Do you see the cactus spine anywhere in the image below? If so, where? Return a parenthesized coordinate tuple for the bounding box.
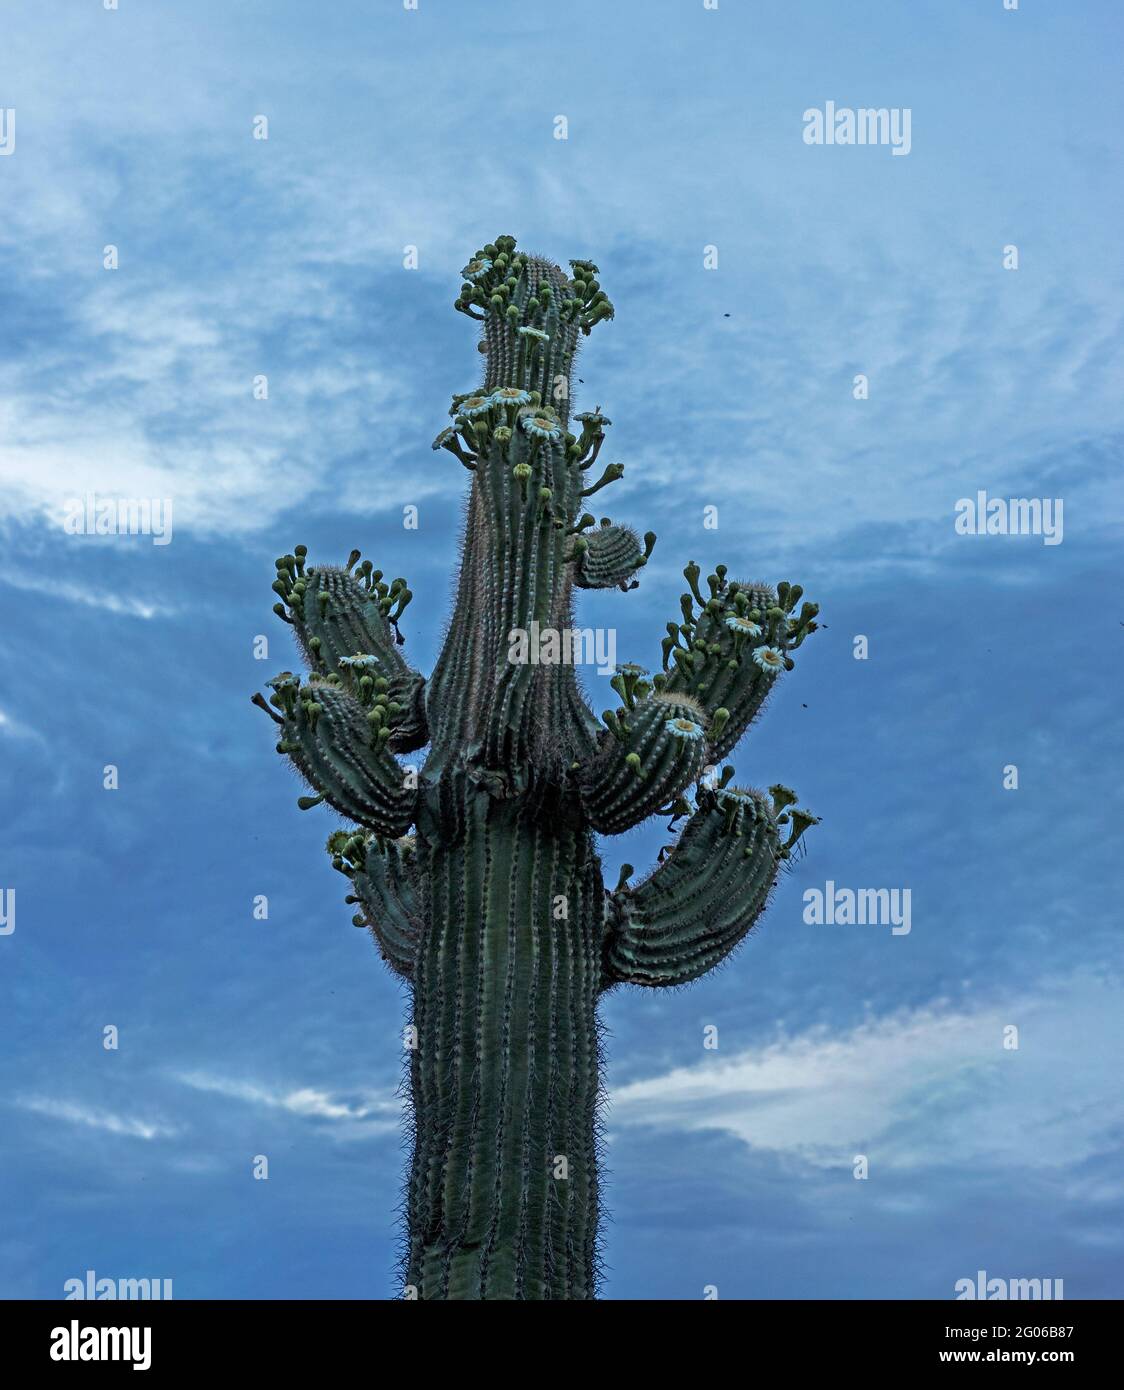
(255, 237, 820, 1299)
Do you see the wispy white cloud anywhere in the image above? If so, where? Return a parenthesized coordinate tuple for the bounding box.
(1, 570, 174, 620)
(2, 0, 1117, 568)
(0, 706, 42, 740)
(610, 972, 1124, 1176)
(0, 266, 428, 536)
(174, 1070, 399, 1131)
(17, 1096, 177, 1142)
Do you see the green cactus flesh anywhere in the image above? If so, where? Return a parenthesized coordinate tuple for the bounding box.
(254, 235, 820, 1300)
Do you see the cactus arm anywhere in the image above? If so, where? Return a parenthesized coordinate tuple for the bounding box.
(258, 672, 417, 838)
(579, 562, 820, 831)
(578, 689, 713, 835)
(328, 831, 421, 980)
(662, 565, 819, 763)
(571, 521, 656, 591)
(272, 547, 428, 753)
(601, 784, 818, 989)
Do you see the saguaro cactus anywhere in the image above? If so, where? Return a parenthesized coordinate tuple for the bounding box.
(254, 236, 820, 1300)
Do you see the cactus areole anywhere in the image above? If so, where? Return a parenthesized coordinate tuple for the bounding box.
(254, 236, 820, 1300)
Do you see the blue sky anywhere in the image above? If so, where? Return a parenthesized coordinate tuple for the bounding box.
(1, 0, 1122, 1300)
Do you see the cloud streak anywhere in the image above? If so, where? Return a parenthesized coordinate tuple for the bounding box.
(16, 1097, 178, 1142)
(610, 972, 1123, 1178)
(174, 1071, 399, 1130)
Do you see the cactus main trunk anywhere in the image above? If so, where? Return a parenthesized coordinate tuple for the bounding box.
(407, 781, 602, 1300)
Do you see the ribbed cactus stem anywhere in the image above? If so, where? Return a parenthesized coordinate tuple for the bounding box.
(255, 235, 821, 1300)
(406, 788, 601, 1299)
